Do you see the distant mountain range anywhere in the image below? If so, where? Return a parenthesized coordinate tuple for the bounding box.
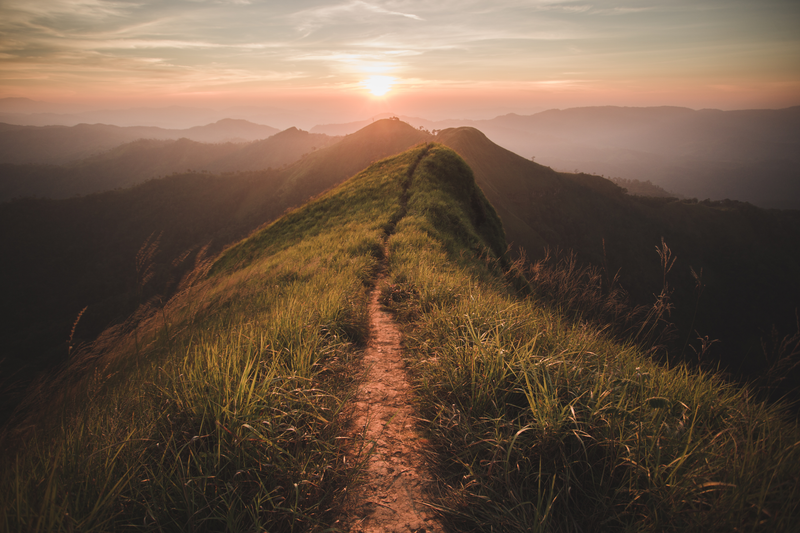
(0, 98, 343, 130)
(0, 119, 281, 166)
(315, 106, 800, 209)
(3, 101, 799, 207)
(0, 126, 338, 201)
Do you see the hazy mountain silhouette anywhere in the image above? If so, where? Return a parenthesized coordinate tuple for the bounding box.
(437, 126, 800, 385)
(468, 106, 800, 209)
(0, 127, 339, 202)
(0, 119, 280, 165)
(0, 104, 228, 129)
(315, 106, 800, 209)
(0, 99, 350, 130)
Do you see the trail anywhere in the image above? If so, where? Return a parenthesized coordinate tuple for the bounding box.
(338, 263, 443, 532)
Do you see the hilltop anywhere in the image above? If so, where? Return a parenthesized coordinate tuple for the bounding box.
(2, 142, 798, 532)
(316, 106, 800, 209)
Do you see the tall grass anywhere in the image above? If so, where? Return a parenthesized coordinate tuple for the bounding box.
(383, 156, 800, 531)
(5, 141, 799, 532)
(0, 147, 426, 532)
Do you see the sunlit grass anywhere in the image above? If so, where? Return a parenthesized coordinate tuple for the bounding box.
(0, 146, 429, 532)
(383, 163, 800, 531)
(3, 141, 799, 532)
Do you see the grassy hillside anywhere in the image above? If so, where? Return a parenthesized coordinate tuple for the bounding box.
(0, 119, 432, 423)
(384, 174, 800, 531)
(4, 118, 798, 426)
(0, 142, 485, 531)
(438, 126, 800, 394)
(4, 118, 797, 420)
(3, 142, 798, 532)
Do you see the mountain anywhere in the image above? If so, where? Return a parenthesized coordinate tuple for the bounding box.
(0, 102, 356, 131)
(0, 119, 431, 417)
(2, 142, 798, 532)
(204, 127, 339, 173)
(437, 126, 800, 385)
(169, 118, 281, 143)
(310, 117, 377, 136)
(315, 106, 800, 209)
(0, 127, 339, 202)
(273, 118, 430, 207)
(0, 119, 281, 165)
(0, 105, 226, 129)
(0, 119, 427, 203)
(473, 106, 800, 209)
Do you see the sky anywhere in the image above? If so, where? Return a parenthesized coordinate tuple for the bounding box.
(1, 0, 799, 121)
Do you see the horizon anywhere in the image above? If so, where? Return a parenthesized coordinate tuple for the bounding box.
(2, 96, 799, 132)
(1, 0, 799, 125)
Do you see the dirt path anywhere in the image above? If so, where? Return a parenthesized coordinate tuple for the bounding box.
(337, 269, 443, 532)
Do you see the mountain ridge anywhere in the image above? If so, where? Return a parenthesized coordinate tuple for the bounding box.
(2, 141, 798, 531)
(1, 118, 798, 422)
(314, 106, 800, 208)
(0, 119, 281, 165)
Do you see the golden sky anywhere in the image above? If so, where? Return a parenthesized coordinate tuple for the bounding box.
(1, 0, 799, 117)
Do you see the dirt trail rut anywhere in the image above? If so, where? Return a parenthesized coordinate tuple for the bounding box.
(338, 270, 443, 533)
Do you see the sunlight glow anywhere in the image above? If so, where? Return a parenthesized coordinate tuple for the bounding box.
(362, 76, 395, 96)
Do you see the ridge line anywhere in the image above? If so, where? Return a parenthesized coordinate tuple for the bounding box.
(389, 142, 432, 235)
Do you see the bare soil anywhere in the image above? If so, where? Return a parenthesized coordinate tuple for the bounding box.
(337, 271, 443, 532)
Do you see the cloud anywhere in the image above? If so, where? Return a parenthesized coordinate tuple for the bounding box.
(0, 0, 798, 105)
(291, 0, 423, 35)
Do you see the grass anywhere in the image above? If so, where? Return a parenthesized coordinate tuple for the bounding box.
(382, 150, 800, 532)
(3, 141, 799, 532)
(0, 145, 429, 532)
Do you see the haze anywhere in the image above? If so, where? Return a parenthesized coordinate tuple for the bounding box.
(1, 0, 799, 127)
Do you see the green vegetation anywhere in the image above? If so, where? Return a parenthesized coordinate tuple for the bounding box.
(0, 119, 428, 422)
(0, 145, 420, 531)
(2, 137, 799, 532)
(382, 149, 800, 531)
(438, 126, 800, 398)
(609, 176, 679, 198)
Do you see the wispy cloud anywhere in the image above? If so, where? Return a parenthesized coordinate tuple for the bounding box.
(0, 0, 798, 106)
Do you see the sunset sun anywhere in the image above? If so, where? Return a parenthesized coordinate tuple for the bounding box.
(362, 76, 395, 96)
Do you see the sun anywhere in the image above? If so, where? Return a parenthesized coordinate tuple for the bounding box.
(362, 76, 395, 96)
